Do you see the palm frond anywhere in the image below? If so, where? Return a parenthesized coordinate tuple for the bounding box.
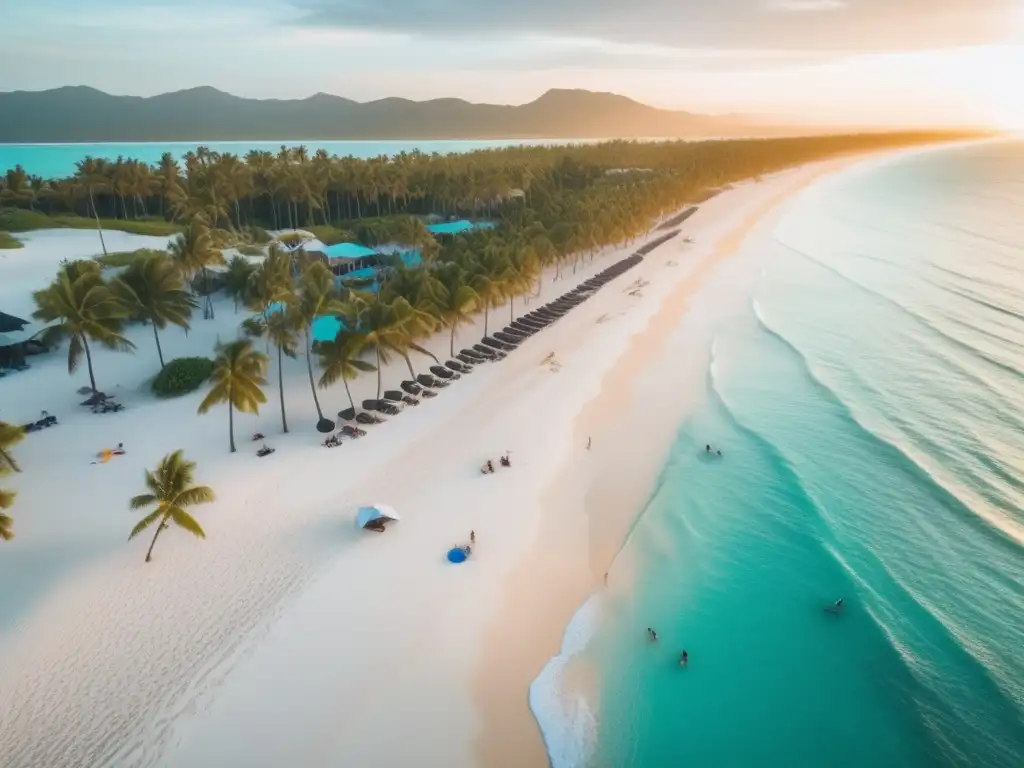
(174, 486, 216, 507)
(128, 509, 163, 539)
(129, 493, 158, 510)
(170, 509, 206, 539)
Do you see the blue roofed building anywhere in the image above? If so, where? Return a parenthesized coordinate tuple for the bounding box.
(426, 220, 496, 238)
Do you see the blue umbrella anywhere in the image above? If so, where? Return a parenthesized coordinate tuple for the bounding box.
(447, 547, 467, 564)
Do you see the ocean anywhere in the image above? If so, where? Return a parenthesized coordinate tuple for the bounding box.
(0, 139, 586, 178)
(535, 140, 1024, 768)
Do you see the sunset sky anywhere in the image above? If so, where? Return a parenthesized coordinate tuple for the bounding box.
(3, 0, 1024, 127)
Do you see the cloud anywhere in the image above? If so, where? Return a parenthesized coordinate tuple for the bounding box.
(767, 0, 847, 11)
(287, 0, 1017, 51)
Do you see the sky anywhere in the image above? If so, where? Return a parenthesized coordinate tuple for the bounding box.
(2, 0, 1024, 127)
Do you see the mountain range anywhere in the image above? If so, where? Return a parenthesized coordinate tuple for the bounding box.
(0, 86, 775, 143)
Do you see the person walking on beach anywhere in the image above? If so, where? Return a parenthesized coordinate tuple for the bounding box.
(470, 530, 476, 545)
(587, 437, 592, 450)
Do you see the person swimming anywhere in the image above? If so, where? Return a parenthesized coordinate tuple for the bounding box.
(647, 627, 658, 642)
(825, 597, 844, 613)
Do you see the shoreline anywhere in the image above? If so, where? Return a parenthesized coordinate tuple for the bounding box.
(472, 150, 907, 768)
(0, 146, 942, 768)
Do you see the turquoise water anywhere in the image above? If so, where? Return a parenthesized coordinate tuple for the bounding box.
(573, 142, 1024, 767)
(0, 139, 585, 179)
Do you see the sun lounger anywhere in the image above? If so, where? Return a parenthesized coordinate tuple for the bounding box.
(400, 380, 423, 395)
(430, 365, 455, 379)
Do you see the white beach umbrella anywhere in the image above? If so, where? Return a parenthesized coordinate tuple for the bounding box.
(354, 504, 400, 530)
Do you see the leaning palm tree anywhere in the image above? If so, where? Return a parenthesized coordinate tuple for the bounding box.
(111, 253, 197, 369)
(0, 421, 22, 543)
(198, 339, 269, 453)
(168, 219, 224, 319)
(223, 254, 256, 313)
(244, 253, 299, 433)
(32, 260, 135, 392)
(0, 421, 24, 476)
(129, 450, 214, 562)
(355, 296, 432, 397)
(295, 262, 344, 430)
(436, 264, 479, 357)
(264, 308, 300, 433)
(317, 329, 375, 415)
(74, 156, 110, 257)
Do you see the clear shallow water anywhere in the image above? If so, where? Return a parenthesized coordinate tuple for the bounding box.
(547, 141, 1024, 768)
(0, 138, 586, 178)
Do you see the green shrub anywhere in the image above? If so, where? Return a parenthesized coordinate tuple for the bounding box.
(0, 231, 23, 249)
(0, 208, 182, 236)
(152, 356, 215, 397)
(97, 248, 165, 268)
(0, 208, 52, 232)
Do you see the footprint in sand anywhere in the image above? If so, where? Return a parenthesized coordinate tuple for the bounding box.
(540, 352, 562, 372)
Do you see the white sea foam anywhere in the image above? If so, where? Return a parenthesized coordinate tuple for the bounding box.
(529, 594, 602, 768)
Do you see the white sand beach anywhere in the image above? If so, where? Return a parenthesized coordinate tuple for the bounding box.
(0, 152, 896, 768)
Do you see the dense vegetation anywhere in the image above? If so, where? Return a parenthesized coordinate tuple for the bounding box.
(0, 232, 21, 249)
(0, 207, 181, 236)
(152, 357, 215, 397)
(8, 131, 969, 542)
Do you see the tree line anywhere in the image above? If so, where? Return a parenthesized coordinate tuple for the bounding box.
(1, 130, 965, 549)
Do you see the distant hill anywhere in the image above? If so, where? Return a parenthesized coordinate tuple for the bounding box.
(0, 86, 768, 143)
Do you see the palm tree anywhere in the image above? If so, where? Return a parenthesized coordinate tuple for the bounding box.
(32, 260, 135, 392)
(129, 450, 214, 562)
(354, 295, 434, 397)
(74, 157, 110, 257)
(111, 253, 197, 369)
(264, 308, 299, 433)
(0, 488, 14, 542)
(436, 264, 479, 357)
(317, 330, 376, 414)
(0, 421, 24, 475)
(222, 255, 256, 313)
(295, 262, 344, 429)
(244, 249, 298, 433)
(0, 421, 24, 543)
(198, 339, 269, 453)
(168, 219, 224, 319)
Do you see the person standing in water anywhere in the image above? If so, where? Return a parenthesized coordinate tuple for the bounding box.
(680, 650, 688, 667)
(647, 627, 658, 642)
